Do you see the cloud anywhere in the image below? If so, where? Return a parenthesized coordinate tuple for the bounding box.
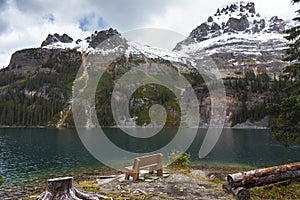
(14, 0, 45, 13)
(0, 18, 9, 34)
(0, 0, 298, 68)
(43, 13, 55, 24)
(0, 0, 8, 12)
(79, 13, 106, 32)
(86, 0, 183, 31)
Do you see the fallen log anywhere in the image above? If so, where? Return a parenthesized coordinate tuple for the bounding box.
(37, 177, 111, 200)
(232, 187, 250, 200)
(227, 162, 300, 189)
(223, 184, 250, 200)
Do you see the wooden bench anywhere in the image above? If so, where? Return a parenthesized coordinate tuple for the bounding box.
(125, 153, 163, 181)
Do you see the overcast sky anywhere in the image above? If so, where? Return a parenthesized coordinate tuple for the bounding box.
(0, 0, 298, 67)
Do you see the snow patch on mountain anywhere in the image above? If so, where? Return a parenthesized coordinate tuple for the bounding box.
(126, 42, 188, 64)
(178, 32, 287, 55)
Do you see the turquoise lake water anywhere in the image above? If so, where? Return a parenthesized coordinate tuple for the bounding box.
(0, 128, 299, 198)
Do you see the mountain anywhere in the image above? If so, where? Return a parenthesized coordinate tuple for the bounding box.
(0, 1, 291, 128)
(173, 1, 291, 127)
(174, 1, 291, 78)
(1, 28, 202, 128)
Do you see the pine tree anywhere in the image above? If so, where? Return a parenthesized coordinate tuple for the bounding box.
(267, 0, 300, 146)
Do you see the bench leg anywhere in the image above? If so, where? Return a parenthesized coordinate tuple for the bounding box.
(132, 173, 139, 181)
(125, 172, 139, 181)
(157, 169, 163, 176)
(149, 166, 155, 174)
(125, 173, 130, 180)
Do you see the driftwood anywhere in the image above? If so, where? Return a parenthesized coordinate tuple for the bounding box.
(223, 162, 300, 200)
(37, 177, 111, 200)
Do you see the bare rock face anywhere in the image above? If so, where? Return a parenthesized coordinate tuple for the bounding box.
(87, 28, 120, 48)
(41, 33, 73, 47)
(225, 15, 250, 32)
(268, 16, 286, 33)
(252, 19, 266, 33)
(189, 22, 222, 42)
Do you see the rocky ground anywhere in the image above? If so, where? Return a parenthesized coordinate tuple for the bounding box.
(96, 169, 233, 200)
(71, 164, 246, 200)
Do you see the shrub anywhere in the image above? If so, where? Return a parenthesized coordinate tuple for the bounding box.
(167, 151, 190, 170)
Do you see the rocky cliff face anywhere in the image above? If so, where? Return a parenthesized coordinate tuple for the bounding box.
(7, 48, 80, 75)
(174, 1, 290, 78)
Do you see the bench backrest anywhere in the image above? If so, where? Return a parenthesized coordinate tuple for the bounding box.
(132, 153, 163, 172)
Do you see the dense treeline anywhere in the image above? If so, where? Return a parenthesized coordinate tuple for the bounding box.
(225, 70, 287, 126)
(0, 48, 81, 127)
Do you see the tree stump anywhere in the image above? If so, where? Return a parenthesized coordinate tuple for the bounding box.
(37, 177, 111, 200)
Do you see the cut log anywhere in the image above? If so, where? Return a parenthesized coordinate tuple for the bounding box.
(37, 177, 111, 200)
(222, 184, 250, 200)
(231, 187, 250, 200)
(227, 162, 300, 189)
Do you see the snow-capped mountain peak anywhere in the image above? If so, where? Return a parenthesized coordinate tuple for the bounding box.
(213, 1, 258, 25)
(41, 28, 122, 53)
(173, 1, 291, 78)
(174, 1, 288, 52)
(41, 33, 73, 47)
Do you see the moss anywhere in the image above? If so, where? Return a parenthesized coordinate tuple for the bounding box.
(74, 180, 103, 193)
(250, 180, 300, 199)
(208, 177, 226, 185)
(0, 175, 4, 185)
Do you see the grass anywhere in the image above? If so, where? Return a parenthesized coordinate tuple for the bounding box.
(74, 180, 103, 193)
(250, 180, 300, 199)
(209, 177, 226, 184)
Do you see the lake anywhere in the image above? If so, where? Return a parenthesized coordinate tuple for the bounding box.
(0, 128, 300, 198)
